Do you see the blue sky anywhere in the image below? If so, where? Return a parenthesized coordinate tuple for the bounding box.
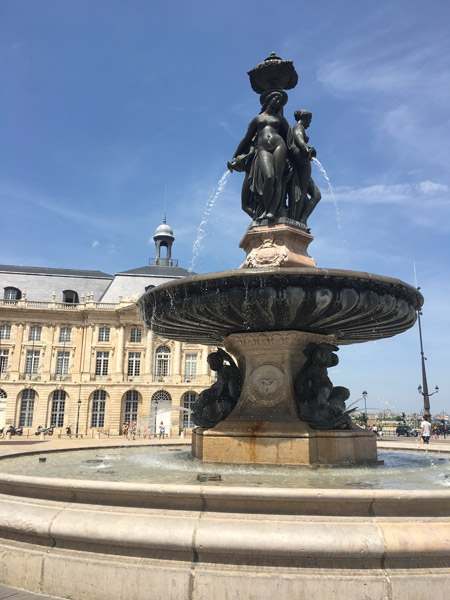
(1, 0, 449, 415)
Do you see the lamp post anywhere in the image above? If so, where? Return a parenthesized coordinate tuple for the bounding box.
(153, 398, 159, 438)
(362, 390, 368, 424)
(75, 390, 82, 438)
(416, 299, 438, 420)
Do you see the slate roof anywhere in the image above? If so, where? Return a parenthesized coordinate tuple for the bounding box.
(0, 265, 114, 279)
(117, 265, 193, 277)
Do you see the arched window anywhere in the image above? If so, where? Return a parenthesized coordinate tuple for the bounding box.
(51, 390, 66, 427)
(91, 390, 107, 428)
(124, 390, 139, 423)
(182, 391, 197, 429)
(155, 346, 171, 380)
(19, 389, 35, 427)
(4, 287, 21, 301)
(150, 390, 172, 435)
(62, 290, 79, 304)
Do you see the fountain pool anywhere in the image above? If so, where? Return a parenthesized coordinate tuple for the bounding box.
(1, 445, 450, 490)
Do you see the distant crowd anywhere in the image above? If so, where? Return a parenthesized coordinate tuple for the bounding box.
(121, 421, 166, 440)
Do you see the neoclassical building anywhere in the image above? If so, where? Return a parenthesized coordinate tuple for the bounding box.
(0, 219, 215, 436)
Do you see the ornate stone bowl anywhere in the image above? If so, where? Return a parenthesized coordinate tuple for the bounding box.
(138, 267, 423, 345)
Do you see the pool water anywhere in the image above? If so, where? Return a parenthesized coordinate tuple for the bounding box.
(1, 446, 449, 490)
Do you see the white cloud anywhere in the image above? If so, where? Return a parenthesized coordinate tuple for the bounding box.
(319, 181, 450, 207)
(92, 240, 100, 248)
(418, 181, 449, 194)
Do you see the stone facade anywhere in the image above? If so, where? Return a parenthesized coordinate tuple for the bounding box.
(0, 220, 215, 436)
(0, 296, 215, 436)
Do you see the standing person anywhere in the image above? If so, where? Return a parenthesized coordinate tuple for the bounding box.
(142, 425, 148, 440)
(421, 417, 432, 445)
(159, 421, 165, 439)
(122, 422, 129, 440)
(130, 421, 137, 441)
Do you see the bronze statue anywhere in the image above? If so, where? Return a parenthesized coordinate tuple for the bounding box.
(229, 90, 290, 222)
(191, 348, 242, 429)
(228, 54, 323, 229)
(294, 342, 353, 430)
(287, 110, 321, 225)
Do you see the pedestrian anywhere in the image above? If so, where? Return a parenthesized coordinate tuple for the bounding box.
(421, 417, 432, 445)
(159, 421, 165, 439)
(122, 422, 129, 439)
(130, 421, 137, 440)
(143, 425, 148, 439)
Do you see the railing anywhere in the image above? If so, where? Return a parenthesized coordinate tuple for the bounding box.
(149, 258, 179, 267)
(50, 374, 70, 381)
(26, 301, 51, 308)
(55, 303, 78, 310)
(0, 299, 120, 311)
(20, 373, 40, 381)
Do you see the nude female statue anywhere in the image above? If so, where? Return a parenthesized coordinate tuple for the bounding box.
(287, 110, 321, 225)
(229, 90, 290, 221)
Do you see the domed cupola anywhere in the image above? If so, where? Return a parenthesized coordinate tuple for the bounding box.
(153, 214, 175, 265)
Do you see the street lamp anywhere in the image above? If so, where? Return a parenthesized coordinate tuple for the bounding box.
(418, 383, 439, 420)
(75, 393, 82, 438)
(416, 294, 438, 420)
(153, 398, 159, 438)
(362, 390, 368, 424)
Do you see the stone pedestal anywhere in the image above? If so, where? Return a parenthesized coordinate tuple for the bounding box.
(239, 222, 316, 268)
(192, 331, 378, 466)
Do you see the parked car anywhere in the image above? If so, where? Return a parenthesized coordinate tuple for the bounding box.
(396, 425, 418, 437)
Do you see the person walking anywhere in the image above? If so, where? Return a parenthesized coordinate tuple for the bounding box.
(421, 417, 432, 445)
(159, 421, 165, 439)
(130, 421, 137, 440)
(122, 422, 129, 439)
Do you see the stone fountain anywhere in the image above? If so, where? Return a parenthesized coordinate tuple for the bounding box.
(0, 54, 447, 600)
(139, 53, 422, 467)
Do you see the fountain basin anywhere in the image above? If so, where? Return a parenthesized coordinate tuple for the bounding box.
(0, 455, 449, 600)
(139, 267, 423, 345)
